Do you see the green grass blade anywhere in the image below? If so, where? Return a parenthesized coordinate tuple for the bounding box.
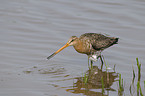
(136, 58, 139, 67)
(119, 74, 121, 89)
(140, 86, 143, 96)
(137, 81, 139, 93)
(144, 81, 145, 89)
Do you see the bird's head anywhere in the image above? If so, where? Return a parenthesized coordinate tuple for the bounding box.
(67, 36, 78, 46)
(47, 36, 78, 60)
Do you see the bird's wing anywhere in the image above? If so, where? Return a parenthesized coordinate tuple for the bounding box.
(80, 33, 118, 51)
(92, 38, 118, 51)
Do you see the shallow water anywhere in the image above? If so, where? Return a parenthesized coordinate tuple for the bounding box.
(0, 0, 145, 96)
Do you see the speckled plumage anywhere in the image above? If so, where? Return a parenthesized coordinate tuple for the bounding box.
(73, 33, 118, 56)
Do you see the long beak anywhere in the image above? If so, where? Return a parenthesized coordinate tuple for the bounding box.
(47, 43, 69, 60)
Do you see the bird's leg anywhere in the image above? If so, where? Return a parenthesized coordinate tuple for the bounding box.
(97, 55, 104, 69)
(88, 56, 93, 69)
(90, 60, 93, 69)
(96, 51, 104, 64)
(100, 55, 104, 65)
(88, 56, 90, 67)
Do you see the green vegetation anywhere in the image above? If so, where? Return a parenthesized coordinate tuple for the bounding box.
(80, 58, 144, 96)
(129, 58, 144, 96)
(82, 71, 88, 84)
(84, 72, 88, 84)
(118, 74, 124, 95)
(136, 58, 143, 96)
(144, 81, 145, 89)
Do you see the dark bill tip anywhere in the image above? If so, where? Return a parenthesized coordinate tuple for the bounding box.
(47, 53, 56, 60)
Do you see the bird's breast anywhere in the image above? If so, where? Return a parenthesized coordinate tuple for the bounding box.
(73, 40, 92, 55)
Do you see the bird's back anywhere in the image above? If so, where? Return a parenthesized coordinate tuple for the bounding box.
(79, 33, 118, 51)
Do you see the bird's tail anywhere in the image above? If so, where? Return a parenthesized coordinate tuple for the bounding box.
(110, 37, 119, 45)
(114, 38, 119, 44)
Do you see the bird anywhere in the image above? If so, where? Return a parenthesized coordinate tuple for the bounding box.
(47, 33, 118, 66)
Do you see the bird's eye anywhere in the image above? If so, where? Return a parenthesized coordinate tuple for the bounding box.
(71, 39, 74, 42)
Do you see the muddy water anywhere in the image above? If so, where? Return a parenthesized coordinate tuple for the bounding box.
(0, 0, 145, 96)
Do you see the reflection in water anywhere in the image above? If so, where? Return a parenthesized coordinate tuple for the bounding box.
(66, 66, 118, 96)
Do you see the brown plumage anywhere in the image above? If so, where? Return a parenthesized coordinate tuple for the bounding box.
(47, 33, 118, 62)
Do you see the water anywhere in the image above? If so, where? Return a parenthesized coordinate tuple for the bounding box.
(0, 0, 145, 96)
